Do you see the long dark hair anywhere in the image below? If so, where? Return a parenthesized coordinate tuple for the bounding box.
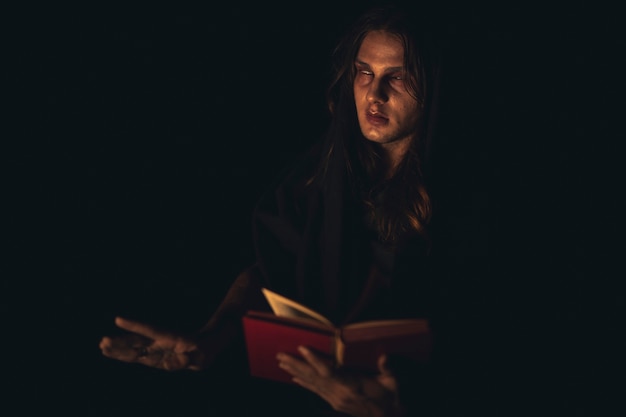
(312, 4, 437, 245)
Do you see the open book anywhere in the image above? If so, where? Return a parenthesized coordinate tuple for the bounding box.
(242, 288, 432, 384)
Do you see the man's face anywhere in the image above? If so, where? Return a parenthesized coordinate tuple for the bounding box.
(353, 30, 421, 148)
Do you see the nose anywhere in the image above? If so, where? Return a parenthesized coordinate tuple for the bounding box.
(366, 78, 387, 104)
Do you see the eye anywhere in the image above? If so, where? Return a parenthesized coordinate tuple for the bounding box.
(354, 62, 373, 78)
(354, 67, 373, 85)
(356, 69, 374, 78)
(387, 74, 407, 89)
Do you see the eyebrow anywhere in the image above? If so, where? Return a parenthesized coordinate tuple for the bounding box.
(354, 59, 403, 73)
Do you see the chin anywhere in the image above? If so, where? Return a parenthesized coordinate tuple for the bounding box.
(363, 136, 385, 144)
(362, 130, 388, 144)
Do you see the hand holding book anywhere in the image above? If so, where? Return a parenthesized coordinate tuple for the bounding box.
(242, 288, 432, 384)
(276, 345, 408, 417)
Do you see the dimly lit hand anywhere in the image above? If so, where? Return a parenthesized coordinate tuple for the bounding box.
(99, 316, 205, 371)
(276, 346, 406, 417)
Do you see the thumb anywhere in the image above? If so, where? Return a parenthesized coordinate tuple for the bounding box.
(377, 354, 392, 375)
(377, 354, 399, 392)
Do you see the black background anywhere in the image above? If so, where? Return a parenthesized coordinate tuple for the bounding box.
(7, 1, 622, 415)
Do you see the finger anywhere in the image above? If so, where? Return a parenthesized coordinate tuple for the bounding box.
(277, 352, 315, 379)
(376, 354, 399, 392)
(278, 353, 335, 400)
(99, 334, 149, 362)
(114, 316, 170, 341)
(297, 346, 333, 377)
(377, 354, 392, 375)
(101, 330, 150, 347)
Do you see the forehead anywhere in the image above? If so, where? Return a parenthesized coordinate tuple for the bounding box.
(356, 30, 405, 66)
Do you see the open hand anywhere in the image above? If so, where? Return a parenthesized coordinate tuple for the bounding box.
(276, 346, 406, 417)
(99, 317, 203, 371)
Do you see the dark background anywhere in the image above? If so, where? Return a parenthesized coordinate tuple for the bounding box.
(7, 1, 622, 415)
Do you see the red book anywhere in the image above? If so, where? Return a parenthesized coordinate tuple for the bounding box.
(242, 288, 432, 384)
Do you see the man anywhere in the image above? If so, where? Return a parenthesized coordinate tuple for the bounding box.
(101, 4, 442, 416)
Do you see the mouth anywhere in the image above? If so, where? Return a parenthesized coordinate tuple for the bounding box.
(365, 111, 389, 126)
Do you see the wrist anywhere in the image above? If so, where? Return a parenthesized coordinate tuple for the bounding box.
(191, 322, 240, 370)
(184, 344, 206, 371)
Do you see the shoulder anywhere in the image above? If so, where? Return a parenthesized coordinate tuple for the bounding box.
(254, 138, 326, 219)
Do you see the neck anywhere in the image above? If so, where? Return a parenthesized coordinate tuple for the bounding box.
(381, 138, 412, 179)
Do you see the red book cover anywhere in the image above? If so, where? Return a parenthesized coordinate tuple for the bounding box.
(242, 311, 336, 384)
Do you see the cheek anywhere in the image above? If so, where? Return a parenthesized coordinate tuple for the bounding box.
(397, 99, 421, 123)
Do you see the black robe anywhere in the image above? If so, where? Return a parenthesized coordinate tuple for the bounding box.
(252, 136, 434, 327)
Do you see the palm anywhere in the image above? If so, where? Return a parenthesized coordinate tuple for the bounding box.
(99, 317, 201, 371)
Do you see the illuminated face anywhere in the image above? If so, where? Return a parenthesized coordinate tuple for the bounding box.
(353, 30, 421, 152)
